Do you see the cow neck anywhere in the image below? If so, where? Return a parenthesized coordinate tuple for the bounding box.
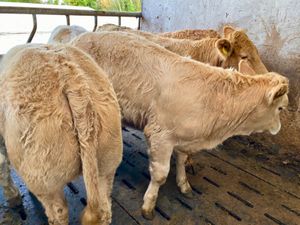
(193, 38, 220, 65)
(170, 60, 268, 137)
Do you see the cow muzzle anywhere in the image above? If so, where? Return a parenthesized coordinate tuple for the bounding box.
(269, 122, 281, 135)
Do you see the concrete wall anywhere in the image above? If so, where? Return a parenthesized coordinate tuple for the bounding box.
(141, 0, 300, 154)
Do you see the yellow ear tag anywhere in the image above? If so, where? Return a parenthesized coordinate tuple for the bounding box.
(222, 47, 228, 56)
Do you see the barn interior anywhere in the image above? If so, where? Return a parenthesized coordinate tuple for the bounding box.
(0, 1, 299, 225)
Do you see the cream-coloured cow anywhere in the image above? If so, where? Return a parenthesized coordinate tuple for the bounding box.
(98, 24, 268, 74)
(72, 31, 289, 219)
(0, 44, 122, 225)
(48, 25, 87, 44)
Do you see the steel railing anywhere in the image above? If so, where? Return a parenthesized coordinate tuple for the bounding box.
(0, 3, 142, 43)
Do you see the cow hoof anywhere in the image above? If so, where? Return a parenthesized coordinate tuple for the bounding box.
(182, 190, 194, 199)
(7, 196, 22, 208)
(142, 209, 155, 220)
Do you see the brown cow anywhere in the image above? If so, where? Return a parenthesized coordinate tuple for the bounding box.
(96, 24, 220, 40)
(0, 44, 122, 225)
(72, 31, 289, 219)
(159, 29, 221, 40)
(96, 23, 132, 32)
(97, 25, 268, 74)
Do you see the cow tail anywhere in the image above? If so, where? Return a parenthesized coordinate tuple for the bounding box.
(63, 66, 102, 223)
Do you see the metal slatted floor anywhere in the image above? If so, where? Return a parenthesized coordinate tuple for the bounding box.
(1, 127, 300, 225)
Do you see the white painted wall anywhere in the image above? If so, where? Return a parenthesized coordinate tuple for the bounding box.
(142, 0, 300, 57)
(141, 0, 300, 152)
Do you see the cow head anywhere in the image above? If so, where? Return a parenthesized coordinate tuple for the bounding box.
(240, 74, 288, 135)
(220, 26, 268, 74)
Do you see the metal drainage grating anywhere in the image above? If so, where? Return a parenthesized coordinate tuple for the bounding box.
(0, 127, 299, 225)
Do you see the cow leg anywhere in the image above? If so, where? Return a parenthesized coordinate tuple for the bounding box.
(141, 139, 173, 220)
(105, 172, 115, 211)
(36, 191, 68, 225)
(176, 151, 193, 198)
(81, 175, 112, 225)
(101, 173, 114, 225)
(0, 146, 22, 208)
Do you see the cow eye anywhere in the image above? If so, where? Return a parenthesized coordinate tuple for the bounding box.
(278, 107, 283, 111)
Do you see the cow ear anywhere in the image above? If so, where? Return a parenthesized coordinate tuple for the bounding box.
(216, 38, 232, 59)
(223, 26, 235, 37)
(266, 84, 288, 105)
(238, 60, 256, 75)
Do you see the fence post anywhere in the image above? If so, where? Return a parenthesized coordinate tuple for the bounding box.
(27, 14, 37, 43)
(118, 16, 121, 26)
(66, 15, 70, 25)
(93, 15, 98, 31)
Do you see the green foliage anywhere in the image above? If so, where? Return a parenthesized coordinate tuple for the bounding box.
(1, 0, 141, 11)
(43, 0, 60, 4)
(63, 0, 99, 10)
(0, 0, 42, 3)
(99, 0, 141, 12)
(49, 0, 60, 4)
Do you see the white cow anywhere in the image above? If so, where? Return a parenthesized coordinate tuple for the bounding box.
(48, 25, 87, 44)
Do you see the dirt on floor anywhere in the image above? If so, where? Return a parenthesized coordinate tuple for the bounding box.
(219, 135, 300, 185)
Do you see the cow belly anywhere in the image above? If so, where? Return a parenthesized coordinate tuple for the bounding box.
(120, 104, 149, 130)
(175, 138, 220, 154)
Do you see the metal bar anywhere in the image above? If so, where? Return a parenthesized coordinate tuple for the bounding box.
(138, 16, 141, 30)
(118, 16, 121, 26)
(66, 15, 70, 25)
(27, 14, 37, 43)
(0, 6, 142, 17)
(93, 15, 98, 32)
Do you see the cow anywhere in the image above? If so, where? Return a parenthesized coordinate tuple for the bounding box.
(0, 44, 122, 225)
(96, 24, 220, 40)
(159, 29, 221, 40)
(48, 25, 87, 44)
(72, 31, 289, 219)
(96, 23, 132, 32)
(98, 24, 268, 74)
